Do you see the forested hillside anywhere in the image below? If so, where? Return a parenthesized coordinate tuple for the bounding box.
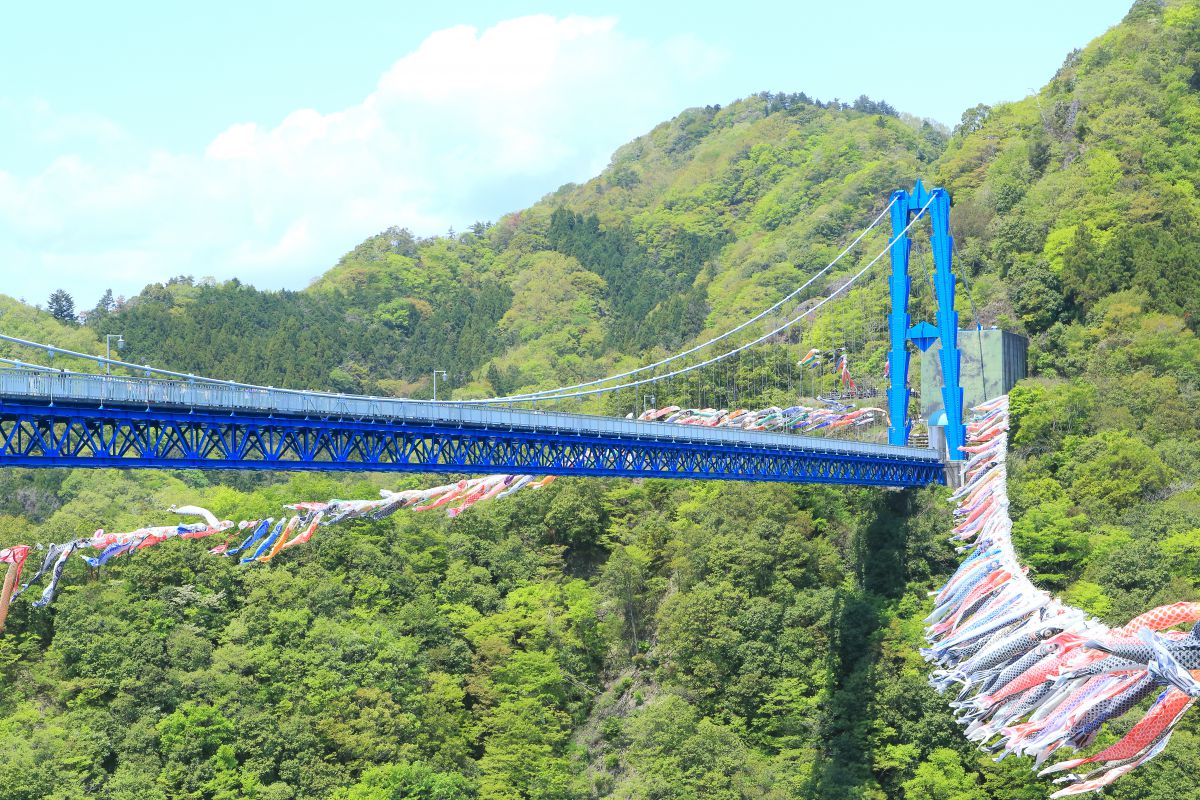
(1, 0, 1199, 798)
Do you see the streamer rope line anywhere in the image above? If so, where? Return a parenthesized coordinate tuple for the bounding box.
(926, 396, 1200, 797)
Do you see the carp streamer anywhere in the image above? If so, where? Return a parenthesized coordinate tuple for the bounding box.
(927, 396, 1200, 796)
(630, 401, 885, 432)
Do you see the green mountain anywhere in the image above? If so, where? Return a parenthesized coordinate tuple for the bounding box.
(1, 1, 1199, 799)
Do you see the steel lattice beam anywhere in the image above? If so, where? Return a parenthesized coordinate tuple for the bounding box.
(0, 402, 944, 487)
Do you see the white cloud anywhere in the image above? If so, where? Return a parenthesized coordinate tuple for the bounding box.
(0, 15, 725, 306)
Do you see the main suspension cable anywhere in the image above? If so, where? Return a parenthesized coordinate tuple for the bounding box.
(457, 195, 935, 404)
(474, 197, 897, 402)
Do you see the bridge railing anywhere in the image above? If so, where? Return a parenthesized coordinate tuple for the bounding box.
(0, 367, 937, 461)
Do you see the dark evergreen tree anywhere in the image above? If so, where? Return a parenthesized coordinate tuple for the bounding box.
(46, 289, 76, 325)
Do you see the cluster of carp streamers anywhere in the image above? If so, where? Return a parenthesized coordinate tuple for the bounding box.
(631, 400, 884, 432)
(0, 401, 884, 612)
(928, 396, 1200, 796)
(0, 475, 556, 611)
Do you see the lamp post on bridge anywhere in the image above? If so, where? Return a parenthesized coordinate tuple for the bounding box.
(432, 370, 448, 402)
(104, 334, 124, 376)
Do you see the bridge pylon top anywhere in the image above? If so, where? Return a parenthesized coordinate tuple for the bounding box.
(893, 179, 948, 214)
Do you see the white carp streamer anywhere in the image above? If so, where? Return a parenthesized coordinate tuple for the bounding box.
(927, 396, 1200, 796)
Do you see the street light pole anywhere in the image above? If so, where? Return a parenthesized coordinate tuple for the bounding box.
(432, 370, 448, 402)
(104, 334, 125, 376)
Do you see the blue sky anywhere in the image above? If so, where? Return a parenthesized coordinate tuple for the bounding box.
(1, 0, 1132, 307)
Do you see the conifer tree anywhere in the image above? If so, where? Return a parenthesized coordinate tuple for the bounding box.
(46, 289, 76, 325)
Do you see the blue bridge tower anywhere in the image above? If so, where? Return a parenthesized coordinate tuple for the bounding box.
(885, 181, 967, 461)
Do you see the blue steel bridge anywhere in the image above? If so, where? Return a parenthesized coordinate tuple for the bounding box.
(0, 368, 942, 487)
(0, 182, 966, 489)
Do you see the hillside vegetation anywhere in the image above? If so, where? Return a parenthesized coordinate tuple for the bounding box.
(1, 1, 1199, 798)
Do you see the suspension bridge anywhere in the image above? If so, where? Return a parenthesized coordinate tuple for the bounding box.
(0, 182, 965, 488)
(5, 182, 1197, 798)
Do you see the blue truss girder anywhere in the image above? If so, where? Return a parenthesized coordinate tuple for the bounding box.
(0, 402, 944, 488)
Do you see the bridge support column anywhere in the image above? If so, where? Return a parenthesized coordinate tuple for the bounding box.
(886, 190, 913, 448)
(928, 189, 966, 461)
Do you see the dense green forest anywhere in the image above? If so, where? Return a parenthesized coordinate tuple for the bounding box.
(2, 0, 1200, 797)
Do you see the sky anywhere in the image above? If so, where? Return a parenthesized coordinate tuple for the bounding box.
(0, 0, 1134, 308)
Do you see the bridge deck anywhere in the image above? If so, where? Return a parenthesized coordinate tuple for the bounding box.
(0, 369, 943, 486)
